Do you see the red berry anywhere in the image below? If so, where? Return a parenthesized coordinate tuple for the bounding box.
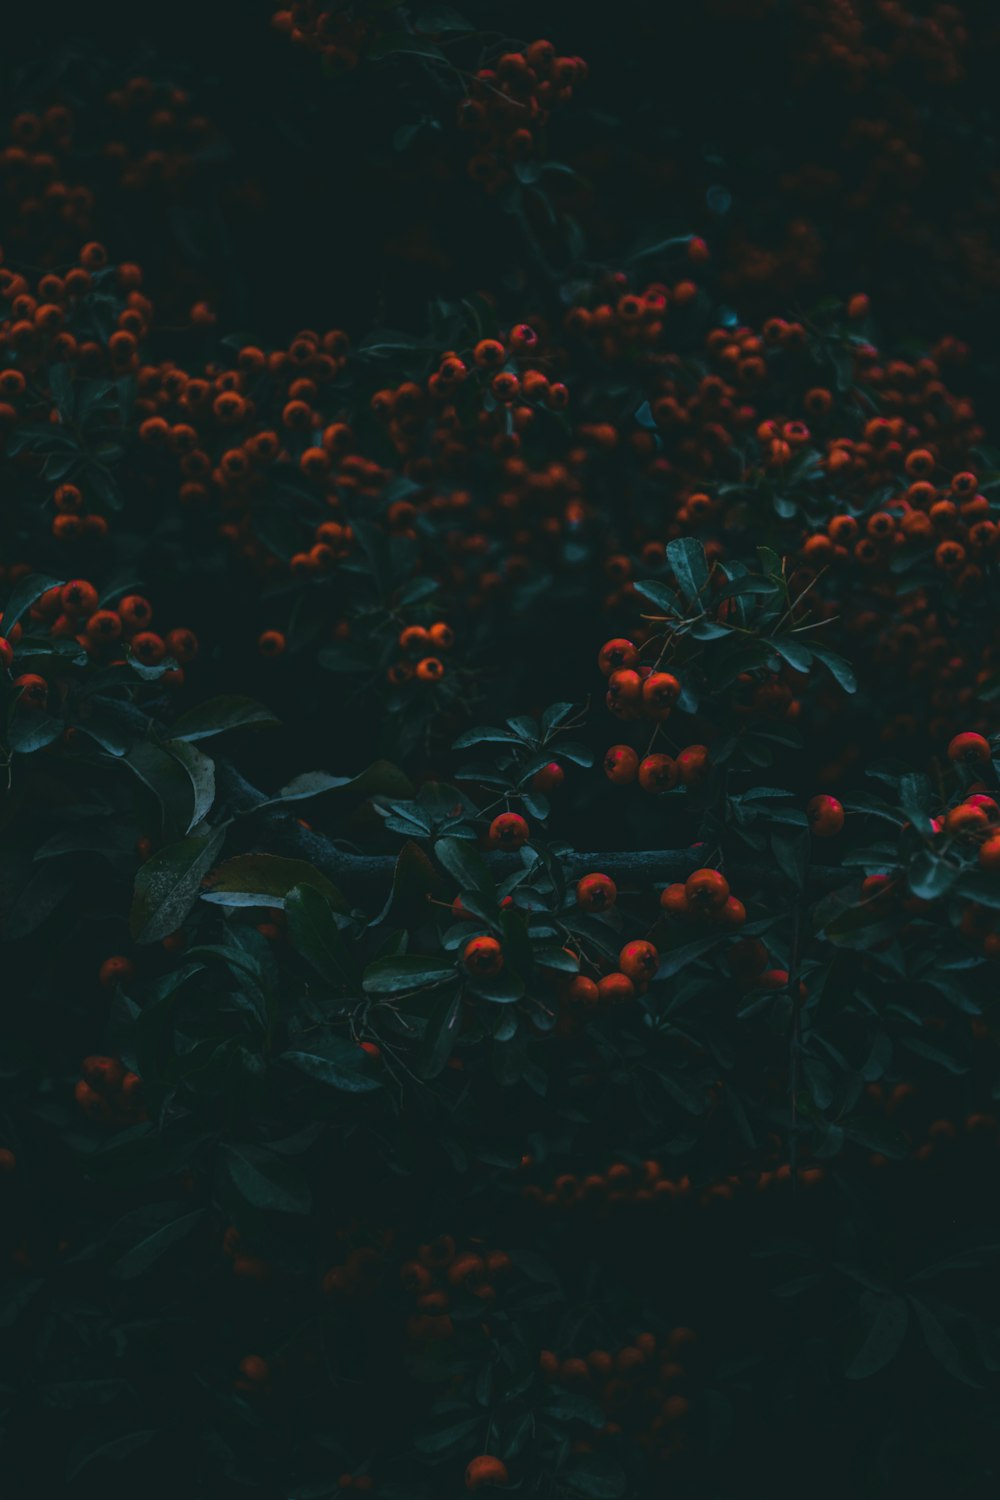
(677, 744, 710, 786)
(465, 1456, 508, 1490)
(99, 955, 135, 987)
(463, 936, 504, 976)
(604, 745, 639, 784)
(488, 813, 529, 850)
(597, 972, 635, 1006)
(948, 732, 991, 765)
(641, 672, 681, 718)
(806, 794, 844, 838)
(638, 754, 678, 793)
(576, 873, 617, 912)
(531, 761, 564, 793)
(685, 868, 730, 911)
(598, 638, 638, 676)
(619, 940, 659, 981)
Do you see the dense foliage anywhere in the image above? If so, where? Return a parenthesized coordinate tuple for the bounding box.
(3, 2, 1000, 1496)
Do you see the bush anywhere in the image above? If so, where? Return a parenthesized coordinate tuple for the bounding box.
(3, 3, 1000, 1497)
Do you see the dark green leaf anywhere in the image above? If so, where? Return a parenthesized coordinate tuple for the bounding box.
(130, 827, 226, 943)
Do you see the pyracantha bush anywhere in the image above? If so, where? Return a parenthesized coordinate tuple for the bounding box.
(3, 4, 1000, 1499)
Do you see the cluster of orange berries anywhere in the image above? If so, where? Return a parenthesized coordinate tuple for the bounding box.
(3, 78, 218, 264)
(1, 580, 198, 704)
(659, 867, 746, 930)
(539, 1327, 694, 1462)
(565, 255, 709, 357)
(400, 1235, 513, 1342)
(460, 42, 588, 193)
(790, 0, 967, 90)
(73, 1056, 144, 1126)
(422, 329, 569, 413)
(0, 242, 151, 409)
(596, 637, 711, 794)
(562, 938, 660, 1009)
(388, 619, 455, 687)
(102, 75, 216, 193)
(222, 1225, 269, 1282)
(272, 3, 368, 71)
(521, 1156, 826, 1209)
(799, 462, 996, 589)
(1, 104, 93, 262)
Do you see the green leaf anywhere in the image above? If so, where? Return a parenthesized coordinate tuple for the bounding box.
(220, 1144, 311, 1214)
(434, 836, 497, 917)
(170, 696, 279, 742)
(810, 644, 857, 694)
(656, 932, 723, 978)
(111, 1209, 205, 1279)
(362, 955, 455, 995)
(1, 573, 64, 633)
(771, 829, 810, 889)
(667, 536, 709, 603)
(281, 1042, 381, 1092)
(66, 1431, 156, 1483)
(907, 850, 956, 902)
(417, 989, 462, 1078)
(130, 827, 226, 943)
(266, 770, 352, 803)
(165, 739, 216, 833)
(909, 1297, 981, 1387)
(201, 854, 345, 910)
(771, 637, 813, 673)
(565, 1453, 626, 1498)
(845, 1292, 909, 1379)
(633, 580, 679, 614)
(285, 883, 356, 986)
(451, 726, 523, 749)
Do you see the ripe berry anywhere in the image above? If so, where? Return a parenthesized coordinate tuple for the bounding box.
(598, 638, 638, 675)
(416, 656, 444, 682)
(607, 668, 642, 705)
(399, 625, 429, 652)
(720, 897, 746, 929)
(677, 744, 710, 786)
(641, 672, 681, 717)
(13, 673, 47, 709)
(531, 762, 564, 793)
(429, 621, 455, 650)
(659, 883, 689, 916)
(979, 838, 1000, 872)
(465, 1456, 508, 1490)
(463, 936, 504, 976)
(948, 732, 991, 765)
(473, 340, 506, 369)
(638, 754, 678, 793)
(61, 580, 98, 615)
(86, 610, 123, 644)
(685, 868, 730, 911)
(576, 873, 617, 912)
(258, 630, 286, 658)
(99, 955, 135, 987)
(568, 976, 599, 1007)
(604, 745, 639, 784)
(619, 940, 659, 981)
(237, 1355, 269, 1386)
(597, 972, 634, 1005)
(806, 794, 844, 837)
(488, 813, 529, 850)
(967, 794, 1000, 824)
